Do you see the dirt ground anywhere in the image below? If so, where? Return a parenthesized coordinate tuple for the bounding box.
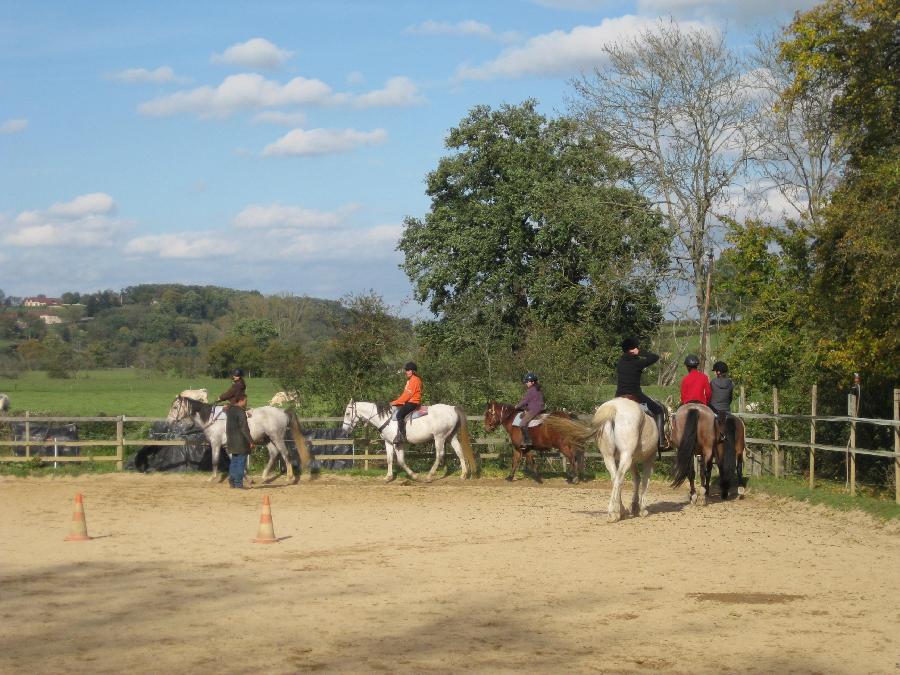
(1, 472, 898, 674)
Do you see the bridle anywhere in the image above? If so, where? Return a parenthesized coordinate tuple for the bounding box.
(484, 402, 513, 432)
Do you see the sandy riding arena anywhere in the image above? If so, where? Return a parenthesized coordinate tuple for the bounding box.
(1, 474, 898, 674)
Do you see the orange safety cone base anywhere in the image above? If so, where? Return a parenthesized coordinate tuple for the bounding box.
(65, 493, 92, 541)
(253, 495, 278, 543)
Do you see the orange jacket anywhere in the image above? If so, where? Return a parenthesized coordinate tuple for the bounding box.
(391, 374, 422, 405)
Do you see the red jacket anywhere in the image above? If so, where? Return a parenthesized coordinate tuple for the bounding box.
(681, 370, 711, 405)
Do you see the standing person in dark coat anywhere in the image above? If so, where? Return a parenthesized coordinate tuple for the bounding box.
(709, 361, 734, 430)
(615, 337, 666, 451)
(514, 372, 545, 447)
(226, 394, 253, 489)
(216, 368, 247, 406)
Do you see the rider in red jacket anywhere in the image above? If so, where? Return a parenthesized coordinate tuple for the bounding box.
(680, 354, 711, 405)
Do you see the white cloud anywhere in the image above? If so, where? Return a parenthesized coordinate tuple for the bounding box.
(138, 73, 335, 118)
(637, 0, 819, 20)
(352, 76, 425, 108)
(456, 16, 706, 80)
(252, 110, 308, 126)
(0, 118, 28, 134)
(262, 127, 388, 156)
(138, 74, 422, 118)
(107, 66, 190, 84)
(406, 19, 520, 43)
(2, 193, 131, 248)
(124, 233, 240, 258)
(233, 202, 360, 229)
(212, 38, 293, 69)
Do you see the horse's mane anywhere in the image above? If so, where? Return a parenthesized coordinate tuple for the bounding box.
(491, 401, 517, 421)
(374, 401, 393, 417)
(184, 396, 212, 423)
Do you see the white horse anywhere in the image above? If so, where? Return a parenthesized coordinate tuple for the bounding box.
(341, 400, 477, 482)
(0, 393, 8, 413)
(544, 398, 657, 522)
(167, 396, 311, 483)
(179, 388, 208, 403)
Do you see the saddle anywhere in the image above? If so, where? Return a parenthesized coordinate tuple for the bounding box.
(512, 411, 549, 428)
(391, 406, 429, 421)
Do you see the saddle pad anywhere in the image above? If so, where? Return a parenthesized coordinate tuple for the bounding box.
(512, 412, 548, 427)
(392, 406, 429, 421)
(211, 406, 226, 421)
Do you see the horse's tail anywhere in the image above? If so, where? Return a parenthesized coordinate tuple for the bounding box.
(542, 415, 598, 448)
(287, 409, 313, 475)
(454, 407, 479, 478)
(671, 408, 698, 488)
(720, 415, 737, 493)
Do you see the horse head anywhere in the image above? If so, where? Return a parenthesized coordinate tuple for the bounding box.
(483, 401, 502, 432)
(341, 399, 357, 434)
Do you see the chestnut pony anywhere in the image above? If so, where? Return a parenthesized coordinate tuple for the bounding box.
(484, 401, 585, 483)
(670, 403, 746, 503)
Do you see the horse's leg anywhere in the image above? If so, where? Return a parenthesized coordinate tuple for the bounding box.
(600, 451, 623, 522)
(631, 461, 642, 515)
(635, 456, 654, 517)
(701, 453, 713, 505)
(261, 443, 279, 483)
(563, 445, 577, 484)
(526, 450, 542, 483)
(448, 436, 467, 480)
(426, 434, 446, 481)
(272, 437, 295, 482)
(210, 443, 222, 482)
(384, 441, 396, 482)
(393, 443, 418, 480)
(506, 447, 521, 481)
(736, 452, 746, 497)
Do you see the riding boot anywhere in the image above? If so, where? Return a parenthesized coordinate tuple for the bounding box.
(655, 413, 665, 452)
(521, 425, 532, 447)
(395, 421, 406, 445)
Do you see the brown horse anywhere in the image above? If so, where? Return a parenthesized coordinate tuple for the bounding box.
(670, 403, 746, 503)
(484, 401, 585, 483)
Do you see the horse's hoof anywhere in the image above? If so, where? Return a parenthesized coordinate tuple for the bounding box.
(424, 475, 434, 483)
(690, 493, 698, 505)
(697, 485, 706, 496)
(738, 486, 746, 497)
(640, 508, 649, 517)
(505, 475, 514, 482)
(607, 512, 621, 523)
(409, 473, 419, 481)
(384, 475, 396, 483)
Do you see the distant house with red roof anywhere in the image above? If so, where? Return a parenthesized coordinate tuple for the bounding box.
(23, 295, 62, 308)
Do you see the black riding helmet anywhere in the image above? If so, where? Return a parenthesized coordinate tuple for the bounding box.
(712, 361, 728, 374)
(232, 368, 244, 377)
(523, 372, 538, 383)
(684, 354, 700, 368)
(621, 337, 639, 352)
(404, 361, 417, 372)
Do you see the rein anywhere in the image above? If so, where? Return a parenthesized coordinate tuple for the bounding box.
(350, 401, 393, 433)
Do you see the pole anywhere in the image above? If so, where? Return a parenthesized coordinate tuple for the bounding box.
(116, 416, 124, 471)
(24, 410, 30, 459)
(848, 394, 857, 497)
(894, 388, 899, 505)
(809, 384, 817, 489)
(772, 387, 780, 478)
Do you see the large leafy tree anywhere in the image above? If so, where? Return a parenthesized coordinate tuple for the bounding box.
(399, 101, 668, 377)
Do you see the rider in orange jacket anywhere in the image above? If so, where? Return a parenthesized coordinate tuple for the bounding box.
(391, 362, 422, 444)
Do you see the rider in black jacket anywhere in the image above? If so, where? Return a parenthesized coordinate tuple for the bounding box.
(615, 337, 666, 451)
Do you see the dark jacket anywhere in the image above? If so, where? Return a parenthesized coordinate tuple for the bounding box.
(710, 376, 734, 412)
(226, 405, 253, 455)
(217, 378, 246, 405)
(615, 352, 659, 397)
(515, 386, 545, 415)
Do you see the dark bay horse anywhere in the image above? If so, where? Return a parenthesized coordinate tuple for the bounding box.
(484, 402, 585, 483)
(670, 403, 746, 503)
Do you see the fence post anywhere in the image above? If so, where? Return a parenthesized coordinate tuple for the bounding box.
(809, 384, 817, 489)
(116, 416, 124, 471)
(739, 386, 757, 476)
(848, 394, 857, 497)
(772, 387, 780, 478)
(894, 388, 899, 506)
(24, 410, 30, 459)
(363, 426, 370, 472)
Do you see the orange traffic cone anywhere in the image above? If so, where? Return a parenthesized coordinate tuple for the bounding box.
(64, 493, 92, 541)
(253, 495, 277, 544)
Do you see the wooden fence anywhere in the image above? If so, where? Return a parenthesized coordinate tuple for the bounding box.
(2, 387, 898, 504)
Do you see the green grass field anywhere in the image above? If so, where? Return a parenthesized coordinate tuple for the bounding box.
(0, 369, 281, 417)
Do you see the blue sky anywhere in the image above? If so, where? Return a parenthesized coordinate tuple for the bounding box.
(1, 0, 815, 315)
